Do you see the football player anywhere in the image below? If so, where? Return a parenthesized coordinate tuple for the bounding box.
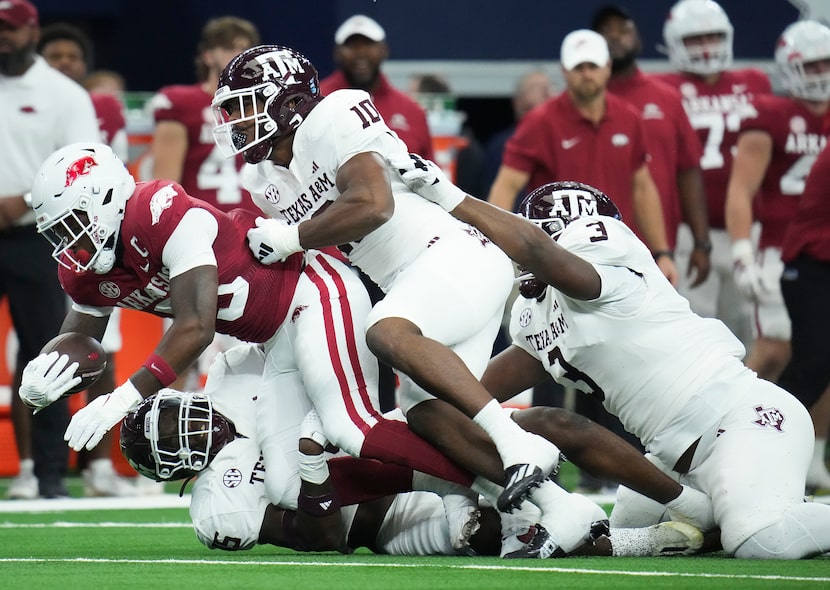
(656, 0, 772, 351)
(210, 44, 591, 556)
(725, 20, 830, 488)
(120, 343, 705, 558)
(18, 142, 494, 515)
(395, 156, 830, 560)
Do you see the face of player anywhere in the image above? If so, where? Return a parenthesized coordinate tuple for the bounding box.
(222, 94, 295, 167)
(202, 36, 255, 80)
(0, 20, 38, 76)
(563, 62, 611, 104)
(335, 35, 389, 91)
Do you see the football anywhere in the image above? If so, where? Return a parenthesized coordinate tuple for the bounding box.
(41, 332, 107, 395)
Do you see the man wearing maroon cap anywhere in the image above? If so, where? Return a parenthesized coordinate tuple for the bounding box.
(0, 0, 99, 499)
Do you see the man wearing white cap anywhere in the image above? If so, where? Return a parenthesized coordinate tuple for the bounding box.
(487, 29, 676, 285)
(321, 15, 433, 161)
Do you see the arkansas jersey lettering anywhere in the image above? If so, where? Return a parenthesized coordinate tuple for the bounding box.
(116, 271, 171, 313)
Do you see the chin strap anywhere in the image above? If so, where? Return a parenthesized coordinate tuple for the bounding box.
(178, 475, 196, 498)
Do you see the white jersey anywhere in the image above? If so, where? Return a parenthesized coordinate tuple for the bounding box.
(243, 89, 466, 291)
(509, 216, 748, 468)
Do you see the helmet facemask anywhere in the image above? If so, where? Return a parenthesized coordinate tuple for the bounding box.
(212, 82, 280, 164)
(32, 143, 134, 275)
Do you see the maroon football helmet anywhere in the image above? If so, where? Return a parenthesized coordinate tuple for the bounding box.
(120, 390, 237, 481)
(517, 181, 622, 299)
(212, 44, 322, 164)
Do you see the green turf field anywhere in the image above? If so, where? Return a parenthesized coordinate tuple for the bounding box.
(1, 477, 828, 590)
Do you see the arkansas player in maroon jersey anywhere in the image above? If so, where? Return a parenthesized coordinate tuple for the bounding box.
(20, 143, 483, 515)
(657, 0, 772, 350)
(148, 17, 260, 214)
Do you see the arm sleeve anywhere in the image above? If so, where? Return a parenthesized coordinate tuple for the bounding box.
(161, 208, 219, 278)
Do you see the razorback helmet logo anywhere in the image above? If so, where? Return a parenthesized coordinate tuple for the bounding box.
(64, 155, 97, 187)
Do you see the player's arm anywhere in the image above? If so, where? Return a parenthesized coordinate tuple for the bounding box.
(725, 130, 772, 242)
(631, 164, 678, 285)
(59, 308, 110, 342)
(486, 165, 529, 211)
(676, 166, 711, 287)
(482, 345, 550, 403)
(295, 151, 394, 249)
(151, 120, 187, 183)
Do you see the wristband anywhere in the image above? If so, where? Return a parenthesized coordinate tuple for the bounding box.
(652, 250, 674, 261)
(143, 353, 177, 387)
(298, 491, 342, 517)
(693, 239, 712, 254)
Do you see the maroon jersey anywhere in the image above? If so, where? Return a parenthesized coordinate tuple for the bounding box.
(502, 91, 648, 232)
(654, 69, 772, 228)
(320, 71, 434, 159)
(782, 143, 830, 263)
(149, 84, 259, 213)
(739, 95, 829, 249)
(607, 69, 703, 249)
(58, 180, 303, 343)
(90, 93, 125, 148)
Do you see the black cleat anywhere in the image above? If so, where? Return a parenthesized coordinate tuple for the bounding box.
(498, 464, 546, 513)
(503, 524, 563, 559)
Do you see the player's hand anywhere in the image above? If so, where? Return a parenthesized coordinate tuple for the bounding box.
(247, 217, 303, 264)
(686, 248, 711, 288)
(19, 351, 81, 412)
(65, 380, 143, 451)
(731, 239, 765, 301)
(388, 152, 468, 211)
(655, 255, 679, 287)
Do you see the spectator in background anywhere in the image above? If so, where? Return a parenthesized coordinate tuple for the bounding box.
(409, 73, 485, 197)
(0, 0, 99, 499)
(83, 69, 125, 97)
(486, 29, 677, 286)
(37, 22, 135, 497)
(592, 5, 711, 288)
(148, 16, 260, 214)
(725, 20, 830, 489)
(320, 14, 435, 412)
(655, 0, 772, 349)
(321, 14, 434, 160)
(480, 71, 554, 202)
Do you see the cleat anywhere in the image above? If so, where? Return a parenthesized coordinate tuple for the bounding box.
(442, 494, 481, 551)
(649, 521, 704, 556)
(589, 519, 611, 541)
(83, 463, 137, 497)
(503, 524, 563, 559)
(498, 464, 547, 513)
(6, 472, 39, 500)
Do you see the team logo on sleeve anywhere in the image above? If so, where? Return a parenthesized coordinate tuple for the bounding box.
(519, 307, 532, 327)
(264, 184, 280, 204)
(150, 184, 178, 225)
(752, 405, 784, 432)
(98, 281, 121, 299)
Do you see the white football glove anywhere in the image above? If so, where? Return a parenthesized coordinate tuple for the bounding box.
(19, 351, 81, 412)
(731, 238, 765, 301)
(388, 152, 468, 211)
(299, 409, 329, 448)
(247, 217, 303, 264)
(665, 485, 716, 532)
(64, 380, 143, 451)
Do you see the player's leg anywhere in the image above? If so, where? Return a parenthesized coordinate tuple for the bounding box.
(366, 232, 561, 501)
(294, 251, 474, 486)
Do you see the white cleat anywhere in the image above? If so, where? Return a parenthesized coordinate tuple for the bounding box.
(6, 472, 39, 500)
(83, 465, 137, 497)
(647, 521, 704, 556)
(443, 493, 481, 551)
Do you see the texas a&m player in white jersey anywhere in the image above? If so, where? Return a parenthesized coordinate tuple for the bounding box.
(656, 0, 772, 348)
(120, 344, 707, 558)
(394, 158, 830, 559)
(211, 44, 588, 555)
(20, 143, 484, 510)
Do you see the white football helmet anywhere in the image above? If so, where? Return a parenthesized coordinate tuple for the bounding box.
(663, 0, 733, 75)
(775, 20, 830, 102)
(31, 142, 135, 274)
